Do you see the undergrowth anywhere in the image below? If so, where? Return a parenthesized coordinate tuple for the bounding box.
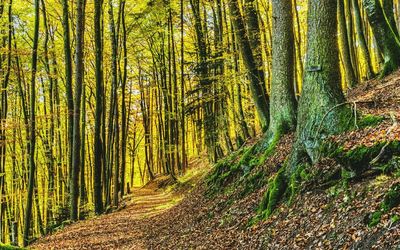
(205, 111, 399, 227)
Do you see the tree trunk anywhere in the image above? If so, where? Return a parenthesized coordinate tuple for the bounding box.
(108, 0, 119, 207)
(93, 0, 104, 215)
(228, 0, 270, 130)
(61, 0, 74, 186)
(70, 0, 86, 221)
(351, 0, 374, 80)
(262, 0, 353, 218)
(269, 0, 297, 139)
(338, 0, 358, 88)
(292, 0, 351, 165)
(382, 0, 400, 38)
(23, 0, 40, 245)
(363, 0, 400, 76)
(244, 0, 267, 98)
(120, 0, 128, 197)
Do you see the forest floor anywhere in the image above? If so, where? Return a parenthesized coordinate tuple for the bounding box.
(32, 187, 179, 249)
(31, 71, 400, 249)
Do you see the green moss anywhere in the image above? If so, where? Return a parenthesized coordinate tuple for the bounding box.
(257, 133, 281, 166)
(368, 183, 400, 227)
(241, 171, 268, 197)
(258, 167, 287, 219)
(207, 148, 246, 185)
(381, 183, 400, 212)
(368, 211, 383, 227)
(358, 114, 385, 128)
(391, 214, 400, 224)
(0, 245, 24, 250)
(288, 163, 311, 203)
(336, 140, 400, 174)
(379, 156, 400, 174)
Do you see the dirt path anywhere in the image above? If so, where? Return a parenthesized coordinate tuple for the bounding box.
(32, 188, 180, 250)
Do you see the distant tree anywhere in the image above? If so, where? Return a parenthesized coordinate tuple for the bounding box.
(338, 0, 358, 88)
(228, 0, 270, 131)
(70, 0, 86, 221)
(382, 0, 400, 39)
(23, 0, 40, 245)
(351, 0, 374, 80)
(363, 0, 400, 76)
(93, 0, 104, 215)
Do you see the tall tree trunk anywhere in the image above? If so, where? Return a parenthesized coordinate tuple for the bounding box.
(70, 0, 86, 221)
(382, 0, 400, 38)
(351, 0, 374, 80)
(180, 0, 187, 172)
(23, 0, 40, 245)
(93, 0, 104, 214)
(244, 0, 267, 97)
(228, 0, 270, 131)
(120, 0, 128, 197)
(80, 82, 87, 204)
(268, 0, 297, 140)
(108, 0, 120, 207)
(338, 0, 358, 88)
(189, 0, 217, 162)
(61, 0, 74, 188)
(363, 0, 400, 76)
(0, 0, 12, 243)
(262, 0, 353, 218)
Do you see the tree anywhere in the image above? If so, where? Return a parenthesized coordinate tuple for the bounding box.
(61, 0, 74, 185)
(228, 0, 270, 131)
(363, 0, 400, 76)
(291, 0, 352, 168)
(351, 0, 374, 80)
(262, 0, 353, 217)
(189, 0, 218, 162)
(23, 0, 40, 245)
(70, 0, 87, 221)
(93, 0, 104, 215)
(382, 0, 400, 38)
(338, 0, 358, 88)
(268, 0, 297, 141)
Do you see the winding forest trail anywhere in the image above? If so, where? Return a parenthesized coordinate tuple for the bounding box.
(32, 187, 181, 250)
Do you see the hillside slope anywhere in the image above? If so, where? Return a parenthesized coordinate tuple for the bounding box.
(33, 72, 399, 249)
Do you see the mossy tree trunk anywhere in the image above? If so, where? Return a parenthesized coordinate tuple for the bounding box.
(259, 0, 353, 218)
(288, 0, 352, 171)
(363, 0, 400, 76)
(228, 0, 270, 131)
(338, 0, 358, 88)
(268, 0, 297, 139)
(351, 0, 374, 80)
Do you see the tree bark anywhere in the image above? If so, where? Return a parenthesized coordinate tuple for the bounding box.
(351, 0, 374, 80)
(363, 0, 400, 76)
(23, 0, 40, 245)
(338, 0, 358, 88)
(93, 0, 104, 215)
(382, 0, 400, 38)
(269, 0, 297, 139)
(70, 0, 86, 221)
(61, 0, 74, 184)
(228, 0, 270, 130)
